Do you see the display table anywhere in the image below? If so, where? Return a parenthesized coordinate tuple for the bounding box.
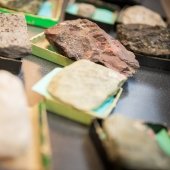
(24, 1, 170, 169)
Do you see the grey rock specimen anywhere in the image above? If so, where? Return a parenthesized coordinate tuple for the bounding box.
(45, 19, 139, 77)
(48, 60, 126, 111)
(0, 13, 31, 59)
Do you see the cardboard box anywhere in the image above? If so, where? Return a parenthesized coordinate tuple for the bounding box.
(65, 0, 119, 32)
(0, 0, 64, 28)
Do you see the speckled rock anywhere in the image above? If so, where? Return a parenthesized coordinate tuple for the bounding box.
(0, 13, 31, 58)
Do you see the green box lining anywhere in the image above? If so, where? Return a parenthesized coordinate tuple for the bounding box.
(0, 7, 59, 28)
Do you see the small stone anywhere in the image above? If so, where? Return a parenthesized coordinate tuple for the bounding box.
(0, 13, 31, 58)
(77, 3, 96, 18)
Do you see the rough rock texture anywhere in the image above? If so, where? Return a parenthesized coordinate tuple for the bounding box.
(45, 19, 139, 77)
(48, 60, 126, 111)
(0, 13, 31, 59)
(103, 115, 170, 170)
(117, 24, 170, 56)
(118, 5, 166, 27)
(0, 0, 28, 8)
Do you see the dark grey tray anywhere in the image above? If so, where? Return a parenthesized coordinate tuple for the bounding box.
(136, 54, 170, 71)
(0, 56, 22, 75)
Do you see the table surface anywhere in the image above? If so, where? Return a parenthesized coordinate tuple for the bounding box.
(26, 1, 170, 170)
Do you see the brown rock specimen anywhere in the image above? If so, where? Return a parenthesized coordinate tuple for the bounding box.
(45, 19, 139, 77)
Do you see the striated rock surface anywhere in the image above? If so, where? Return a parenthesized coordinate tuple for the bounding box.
(45, 19, 139, 77)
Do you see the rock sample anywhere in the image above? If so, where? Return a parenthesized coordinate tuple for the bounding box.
(0, 13, 31, 59)
(103, 115, 170, 170)
(45, 19, 139, 77)
(117, 24, 170, 56)
(118, 5, 166, 27)
(48, 59, 126, 111)
(0, 70, 31, 158)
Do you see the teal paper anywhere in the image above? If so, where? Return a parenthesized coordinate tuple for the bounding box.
(156, 129, 170, 156)
(92, 8, 115, 24)
(38, 1, 52, 18)
(93, 96, 115, 115)
(66, 4, 78, 15)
